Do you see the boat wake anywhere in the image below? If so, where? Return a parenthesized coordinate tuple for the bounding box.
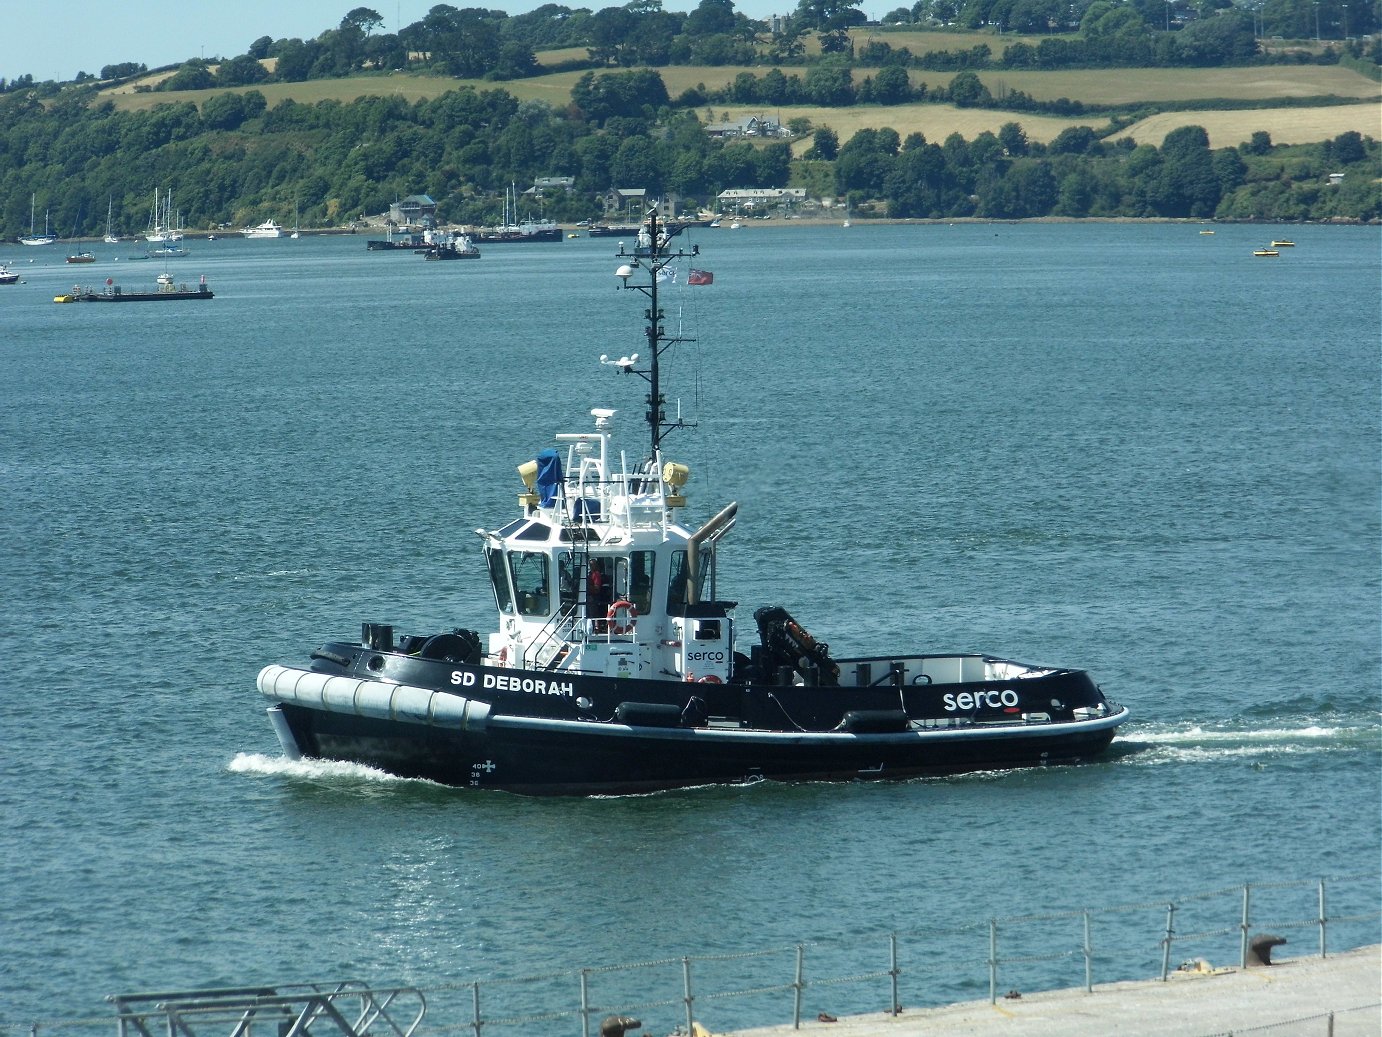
(228, 751, 430, 786)
(1111, 721, 1380, 766)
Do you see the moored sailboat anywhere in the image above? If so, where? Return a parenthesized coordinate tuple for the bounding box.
(20, 194, 56, 246)
(104, 196, 121, 244)
(474, 185, 562, 243)
(256, 211, 1128, 794)
(65, 208, 95, 262)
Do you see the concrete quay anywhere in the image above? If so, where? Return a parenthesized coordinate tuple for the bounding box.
(726, 945, 1380, 1037)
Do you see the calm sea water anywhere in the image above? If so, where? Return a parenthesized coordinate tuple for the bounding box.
(2, 223, 1378, 1031)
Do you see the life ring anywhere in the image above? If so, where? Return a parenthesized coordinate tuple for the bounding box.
(607, 600, 637, 635)
(697, 675, 722, 684)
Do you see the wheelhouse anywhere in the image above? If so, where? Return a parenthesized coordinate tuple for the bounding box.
(479, 411, 736, 681)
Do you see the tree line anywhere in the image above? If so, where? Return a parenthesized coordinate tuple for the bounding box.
(3, 0, 1372, 99)
(819, 122, 1377, 220)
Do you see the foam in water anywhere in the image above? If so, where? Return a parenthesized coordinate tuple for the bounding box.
(228, 751, 416, 784)
(1114, 720, 1380, 766)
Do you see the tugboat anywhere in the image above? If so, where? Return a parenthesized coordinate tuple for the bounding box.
(256, 211, 1128, 795)
(422, 232, 481, 260)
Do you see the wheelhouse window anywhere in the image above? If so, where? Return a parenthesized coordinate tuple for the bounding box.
(558, 552, 579, 611)
(508, 551, 551, 617)
(628, 551, 655, 615)
(486, 546, 514, 614)
(667, 549, 713, 610)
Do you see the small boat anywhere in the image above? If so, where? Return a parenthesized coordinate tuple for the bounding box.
(255, 210, 1129, 795)
(148, 246, 188, 258)
(586, 224, 642, 238)
(1199, 230, 1215, 235)
(54, 271, 213, 303)
(1253, 248, 1280, 257)
(1271, 240, 1295, 248)
(0, 263, 19, 285)
(366, 228, 426, 251)
(243, 219, 284, 239)
(19, 194, 56, 246)
(423, 233, 481, 260)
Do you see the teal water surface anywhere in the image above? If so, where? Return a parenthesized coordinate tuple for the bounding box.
(1, 223, 1378, 1030)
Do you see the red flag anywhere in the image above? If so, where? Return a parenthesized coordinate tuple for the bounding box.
(687, 268, 713, 285)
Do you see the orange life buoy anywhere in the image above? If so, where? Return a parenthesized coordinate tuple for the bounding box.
(606, 599, 637, 635)
(697, 674, 723, 684)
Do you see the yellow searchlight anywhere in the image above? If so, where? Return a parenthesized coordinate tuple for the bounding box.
(517, 459, 540, 509)
(662, 460, 689, 508)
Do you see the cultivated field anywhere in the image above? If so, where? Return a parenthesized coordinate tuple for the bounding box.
(533, 28, 1046, 65)
(504, 62, 1382, 105)
(1119, 101, 1382, 146)
(708, 102, 1095, 145)
(970, 65, 1380, 103)
(103, 72, 470, 110)
(846, 28, 1047, 58)
(702, 98, 1382, 148)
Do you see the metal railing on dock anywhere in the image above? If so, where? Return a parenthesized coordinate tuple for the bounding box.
(108, 980, 425, 1037)
(6, 873, 1377, 1037)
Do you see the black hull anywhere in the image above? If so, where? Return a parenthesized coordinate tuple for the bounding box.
(58, 288, 213, 302)
(270, 699, 1120, 795)
(259, 653, 1126, 795)
(474, 229, 563, 244)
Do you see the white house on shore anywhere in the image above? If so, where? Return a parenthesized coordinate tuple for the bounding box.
(717, 188, 807, 212)
(705, 116, 788, 139)
(388, 194, 437, 227)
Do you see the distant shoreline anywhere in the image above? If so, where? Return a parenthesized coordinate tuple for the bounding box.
(25, 213, 1381, 247)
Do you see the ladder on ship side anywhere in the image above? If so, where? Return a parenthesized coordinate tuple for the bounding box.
(109, 981, 425, 1037)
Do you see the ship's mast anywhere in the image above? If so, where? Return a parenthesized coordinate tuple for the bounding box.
(614, 208, 699, 459)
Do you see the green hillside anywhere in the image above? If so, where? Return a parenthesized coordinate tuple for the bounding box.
(2, 8, 1379, 235)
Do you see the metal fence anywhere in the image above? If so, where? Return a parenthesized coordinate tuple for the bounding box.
(8, 872, 1378, 1037)
(1191, 1004, 1381, 1037)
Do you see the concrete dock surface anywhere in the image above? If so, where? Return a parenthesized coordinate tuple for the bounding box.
(727, 945, 1380, 1037)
